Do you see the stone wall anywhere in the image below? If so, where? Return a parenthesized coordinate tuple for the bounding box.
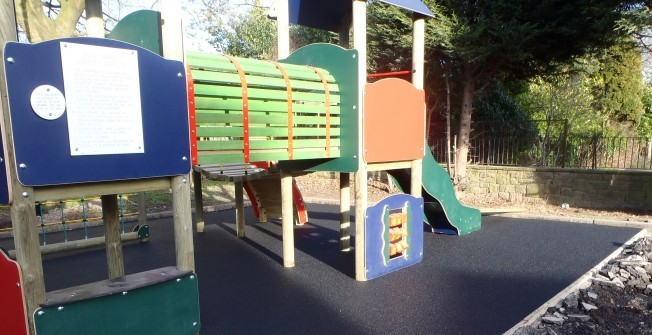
(466, 166, 652, 210)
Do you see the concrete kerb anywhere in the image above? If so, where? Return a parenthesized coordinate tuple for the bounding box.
(497, 212, 652, 230)
(503, 228, 651, 335)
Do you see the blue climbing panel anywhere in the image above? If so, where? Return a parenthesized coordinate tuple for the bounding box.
(365, 193, 424, 280)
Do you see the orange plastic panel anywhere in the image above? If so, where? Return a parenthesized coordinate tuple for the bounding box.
(364, 78, 425, 163)
(0, 251, 28, 335)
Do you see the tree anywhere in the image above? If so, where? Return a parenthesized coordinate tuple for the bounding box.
(593, 40, 645, 132)
(15, 0, 85, 42)
(369, 1, 640, 186)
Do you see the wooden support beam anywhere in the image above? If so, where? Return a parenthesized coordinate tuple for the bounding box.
(102, 194, 124, 279)
(281, 170, 295, 267)
(171, 175, 195, 271)
(1, 2, 45, 332)
(276, 0, 290, 59)
(161, 0, 196, 273)
(339, 173, 351, 252)
(411, 15, 426, 198)
(367, 161, 412, 172)
(8, 232, 141, 259)
(411, 159, 422, 198)
(192, 170, 205, 233)
(160, 0, 185, 61)
(353, 0, 367, 281)
(137, 192, 148, 229)
(84, 0, 104, 38)
(411, 15, 425, 90)
(33, 178, 172, 202)
(235, 180, 245, 237)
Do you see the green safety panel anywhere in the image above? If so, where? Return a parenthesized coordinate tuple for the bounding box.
(188, 49, 343, 164)
(278, 43, 359, 173)
(106, 10, 162, 55)
(34, 267, 200, 335)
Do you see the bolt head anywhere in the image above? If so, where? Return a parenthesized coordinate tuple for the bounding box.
(6, 57, 14, 63)
(176, 278, 181, 283)
(22, 192, 28, 198)
(37, 311, 44, 316)
(57, 306, 64, 311)
(19, 163, 26, 169)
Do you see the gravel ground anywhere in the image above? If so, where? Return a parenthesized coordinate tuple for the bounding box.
(513, 235, 652, 335)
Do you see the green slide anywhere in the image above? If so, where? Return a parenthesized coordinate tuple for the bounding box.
(387, 149, 481, 235)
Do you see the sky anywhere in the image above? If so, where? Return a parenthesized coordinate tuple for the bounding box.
(101, 0, 274, 52)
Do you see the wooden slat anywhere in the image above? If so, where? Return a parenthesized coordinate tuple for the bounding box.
(191, 70, 339, 93)
(187, 52, 336, 82)
(197, 148, 340, 164)
(195, 98, 340, 115)
(195, 111, 341, 126)
(194, 84, 341, 104)
(196, 127, 341, 138)
(197, 139, 341, 151)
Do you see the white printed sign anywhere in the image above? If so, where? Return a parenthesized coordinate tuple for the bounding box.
(30, 85, 66, 120)
(60, 42, 144, 156)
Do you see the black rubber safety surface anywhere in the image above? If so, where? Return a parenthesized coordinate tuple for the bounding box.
(1, 204, 640, 334)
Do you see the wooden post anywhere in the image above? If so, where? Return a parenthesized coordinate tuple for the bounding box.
(339, 173, 350, 251)
(137, 192, 148, 228)
(353, 0, 367, 281)
(101, 194, 124, 278)
(281, 170, 294, 268)
(84, 0, 104, 38)
(410, 14, 425, 198)
(281, 170, 295, 267)
(161, 0, 195, 272)
(85, 0, 126, 279)
(1, 2, 45, 332)
(276, 0, 290, 59)
(235, 180, 245, 237)
(171, 175, 195, 271)
(192, 170, 205, 233)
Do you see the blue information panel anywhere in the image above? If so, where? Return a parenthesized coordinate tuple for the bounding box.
(365, 194, 424, 280)
(3, 38, 190, 186)
(0, 134, 10, 205)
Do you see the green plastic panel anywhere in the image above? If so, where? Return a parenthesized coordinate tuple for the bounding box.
(106, 10, 162, 55)
(277, 44, 359, 173)
(34, 268, 200, 335)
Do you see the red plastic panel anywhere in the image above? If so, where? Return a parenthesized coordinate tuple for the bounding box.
(186, 65, 198, 165)
(0, 251, 28, 335)
(363, 78, 425, 163)
(292, 179, 309, 225)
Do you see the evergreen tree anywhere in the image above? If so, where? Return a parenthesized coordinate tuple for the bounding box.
(368, 0, 640, 186)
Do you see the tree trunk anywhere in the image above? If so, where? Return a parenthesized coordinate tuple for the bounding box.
(455, 63, 475, 188)
(15, 0, 85, 42)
